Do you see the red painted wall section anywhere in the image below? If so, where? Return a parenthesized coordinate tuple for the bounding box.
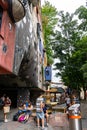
(0, 11, 16, 74)
(0, 0, 8, 10)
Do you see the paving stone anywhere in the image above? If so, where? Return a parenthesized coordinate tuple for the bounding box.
(0, 102, 87, 130)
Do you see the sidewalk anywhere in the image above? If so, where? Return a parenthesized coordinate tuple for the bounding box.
(0, 108, 69, 130)
(0, 103, 87, 130)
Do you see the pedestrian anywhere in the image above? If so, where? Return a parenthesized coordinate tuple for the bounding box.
(43, 102, 49, 127)
(18, 101, 33, 122)
(65, 94, 71, 109)
(36, 94, 45, 130)
(0, 94, 5, 109)
(72, 95, 79, 104)
(3, 96, 11, 122)
(27, 101, 33, 119)
(65, 94, 71, 119)
(18, 103, 29, 123)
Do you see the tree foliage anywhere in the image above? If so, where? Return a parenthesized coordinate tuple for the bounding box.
(42, 2, 87, 94)
(75, 6, 87, 31)
(53, 7, 87, 92)
(53, 11, 81, 73)
(41, 1, 58, 65)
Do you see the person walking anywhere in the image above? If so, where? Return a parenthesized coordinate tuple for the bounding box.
(36, 94, 45, 130)
(3, 96, 11, 122)
(65, 94, 71, 109)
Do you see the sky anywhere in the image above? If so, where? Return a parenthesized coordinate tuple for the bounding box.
(41, 0, 86, 13)
(41, 0, 86, 83)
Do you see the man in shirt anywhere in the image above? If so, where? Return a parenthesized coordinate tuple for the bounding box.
(36, 95, 45, 130)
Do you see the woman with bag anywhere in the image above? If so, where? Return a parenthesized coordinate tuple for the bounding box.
(3, 96, 11, 122)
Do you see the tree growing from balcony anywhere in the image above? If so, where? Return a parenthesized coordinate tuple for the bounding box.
(41, 1, 58, 65)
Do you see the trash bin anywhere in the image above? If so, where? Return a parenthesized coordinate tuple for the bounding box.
(68, 104, 82, 130)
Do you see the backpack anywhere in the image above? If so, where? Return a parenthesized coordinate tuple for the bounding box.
(18, 114, 27, 123)
(13, 112, 20, 121)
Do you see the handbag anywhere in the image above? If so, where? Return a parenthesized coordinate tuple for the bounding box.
(3, 106, 10, 113)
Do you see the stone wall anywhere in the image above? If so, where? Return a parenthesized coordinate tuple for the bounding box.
(17, 88, 30, 107)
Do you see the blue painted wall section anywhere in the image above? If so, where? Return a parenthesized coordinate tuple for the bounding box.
(45, 66, 52, 81)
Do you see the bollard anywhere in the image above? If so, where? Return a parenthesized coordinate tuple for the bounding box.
(68, 104, 82, 130)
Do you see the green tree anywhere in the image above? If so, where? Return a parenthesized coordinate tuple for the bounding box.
(75, 6, 87, 31)
(42, 3, 87, 97)
(41, 1, 58, 65)
(53, 10, 85, 92)
(53, 11, 81, 74)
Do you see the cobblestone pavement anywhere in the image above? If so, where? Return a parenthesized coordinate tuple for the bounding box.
(0, 108, 69, 130)
(0, 101, 87, 130)
(81, 100, 87, 130)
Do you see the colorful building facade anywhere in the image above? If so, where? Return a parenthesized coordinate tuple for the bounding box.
(0, 0, 47, 106)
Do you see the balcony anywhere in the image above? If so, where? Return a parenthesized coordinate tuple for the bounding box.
(30, 0, 39, 6)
